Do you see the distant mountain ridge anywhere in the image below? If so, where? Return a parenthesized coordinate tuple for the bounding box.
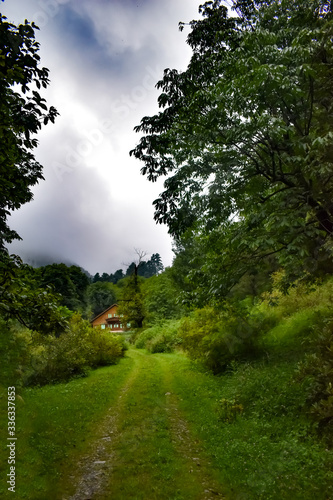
(16, 252, 92, 279)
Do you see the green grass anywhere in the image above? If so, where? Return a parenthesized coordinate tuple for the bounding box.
(95, 349, 206, 500)
(1, 349, 220, 500)
(1, 343, 333, 499)
(0, 356, 133, 500)
(166, 351, 333, 499)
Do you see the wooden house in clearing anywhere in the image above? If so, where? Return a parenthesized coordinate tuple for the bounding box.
(91, 304, 126, 332)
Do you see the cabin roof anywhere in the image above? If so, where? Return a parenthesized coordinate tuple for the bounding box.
(90, 304, 119, 323)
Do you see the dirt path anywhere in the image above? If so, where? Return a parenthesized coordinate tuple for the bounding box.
(61, 348, 227, 500)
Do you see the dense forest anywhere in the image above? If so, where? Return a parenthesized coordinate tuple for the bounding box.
(1, 1, 333, 498)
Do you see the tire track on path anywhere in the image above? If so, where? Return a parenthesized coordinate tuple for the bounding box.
(62, 354, 140, 500)
(61, 348, 227, 500)
(160, 354, 226, 500)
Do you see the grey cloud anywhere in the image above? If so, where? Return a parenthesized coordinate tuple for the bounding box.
(3, 0, 201, 273)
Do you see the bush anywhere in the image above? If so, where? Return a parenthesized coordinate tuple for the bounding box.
(259, 273, 333, 318)
(135, 328, 156, 349)
(135, 320, 182, 353)
(26, 314, 127, 385)
(128, 327, 144, 345)
(296, 316, 333, 443)
(179, 305, 263, 373)
(179, 278, 333, 374)
(88, 327, 127, 367)
(262, 309, 324, 349)
(0, 317, 31, 388)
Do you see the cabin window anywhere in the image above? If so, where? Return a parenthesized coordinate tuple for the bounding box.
(108, 314, 112, 318)
(101, 324, 105, 330)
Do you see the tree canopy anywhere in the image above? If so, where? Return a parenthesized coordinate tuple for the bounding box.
(0, 253, 69, 335)
(0, 14, 58, 248)
(118, 273, 146, 329)
(36, 264, 90, 311)
(126, 253, 164, 278)
(131, 0, 333, 291)
(86, 281, 117, 318)
(92, 253, 164, 283)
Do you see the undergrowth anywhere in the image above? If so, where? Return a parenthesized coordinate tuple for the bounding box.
(176, 275, 333, 442)
(168, 351, 333, 499)
(134, 319, 182, 353)
(0, 313, 127, 387)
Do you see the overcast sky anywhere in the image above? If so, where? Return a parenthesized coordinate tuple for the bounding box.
(2, 0, 202, 275)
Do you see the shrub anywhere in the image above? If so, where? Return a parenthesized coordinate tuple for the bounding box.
(135, 328, 157, 349)
(148, 331, 179, 353)
(259, 274, 333, 319)
(0, 317, 31, 388)
(296, 316, 333, 443)
(262, 309, 324, 349)
(135, 320, 182, 353)
(26, 314, 126, 385)
(87, 328, 127, 367)
(179, 278, 333, 374)
(128, 327, 144, 345)
(179, 305, 263, 373)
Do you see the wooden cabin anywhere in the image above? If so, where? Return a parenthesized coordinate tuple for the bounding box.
(91, 304, 126, 332)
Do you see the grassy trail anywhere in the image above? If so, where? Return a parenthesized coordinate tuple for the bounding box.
(3, 344, 331, 499)
(61, 348, 226, 500)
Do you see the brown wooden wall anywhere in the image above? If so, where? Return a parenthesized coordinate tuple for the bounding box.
(91, 304, 125, 331)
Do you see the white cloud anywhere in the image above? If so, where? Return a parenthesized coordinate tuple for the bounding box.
(3, 0, 202, 273)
